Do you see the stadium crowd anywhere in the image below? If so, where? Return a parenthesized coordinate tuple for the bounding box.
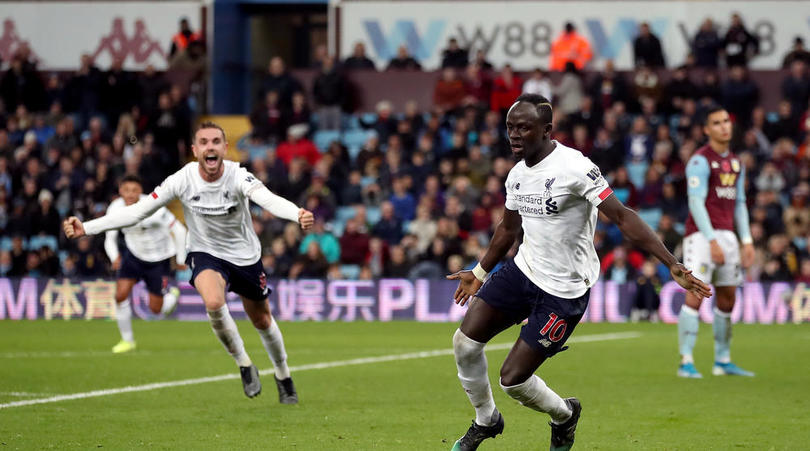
(2, 14, 810, 297)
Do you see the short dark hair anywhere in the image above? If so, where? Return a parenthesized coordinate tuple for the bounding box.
(515, 93, 553, 125)
(194, 121, 226, 142)
(119, 174, 143, 187)
(702, 104, 727, 125)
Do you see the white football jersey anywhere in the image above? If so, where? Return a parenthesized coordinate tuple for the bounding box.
(152, 161, 265, 266)
(504, 141, 613, 298)
(105, 196, 178, 262)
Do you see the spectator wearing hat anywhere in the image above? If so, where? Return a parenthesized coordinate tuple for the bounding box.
(276, 124, 321, 167)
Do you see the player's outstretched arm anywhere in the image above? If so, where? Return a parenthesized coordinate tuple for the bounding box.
(598, 194, 712, 299)
(247, 184, 313, 230)
(63, 216, 86, 239)
(447, 207, 522, 305)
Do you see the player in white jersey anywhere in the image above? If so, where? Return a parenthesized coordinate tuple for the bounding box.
(64, 121, 314, 404)
(104, 174, 187, 353)
(447, 94, 711, 451)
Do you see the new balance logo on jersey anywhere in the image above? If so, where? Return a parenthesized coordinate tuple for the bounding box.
(585, 167, 602, 184)
(538, 339, 553, 348)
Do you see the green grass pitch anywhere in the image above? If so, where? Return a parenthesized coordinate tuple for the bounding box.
(1, 320, 808, 449)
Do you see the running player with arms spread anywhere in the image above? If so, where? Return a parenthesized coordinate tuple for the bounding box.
(447, 94, 711, 450)
(64, 122, 314, 404)
(104, 174, 187, 353)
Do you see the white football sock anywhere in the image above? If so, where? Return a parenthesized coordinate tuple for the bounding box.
(256, 319, 291, 379)
(453, 329, 497, 427)
(115, 300, 134, 342)
(501, 375, 571, 424)
(207, 305, 251, 367)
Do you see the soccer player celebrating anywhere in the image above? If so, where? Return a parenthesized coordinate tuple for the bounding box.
(64, 122, 314, 404)
(677, 106, 755, 378)
(104, 174, 187, 353)
(447, 95, 711, 451)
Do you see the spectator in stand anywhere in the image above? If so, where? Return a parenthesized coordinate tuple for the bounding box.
(464, 63, 492, 109)
(169, 17, 201, 58)
(471, 49, 494, 71)
(343, 42, 376, 70)
(588, 60, 628, 113)
(522, 68, 552, 100)
(312, 55, 346, 131)
(723, 13, 759, 67)
(261, 56, 302, 108)
(372, 201, 403, 244)
(249, 90, 285, 144)
(549, 22, 592, 71)
(339, 217, 371, 265)
(631, 259, 662, 322)
(283, 91, 312, 134)
(433, 67, 467, 114)
(554, 62, 585, 117)
(633, 22, 666, 69)
(490, 65, 522, 116)
(289, 241, 330, 279)
(663, 65, 698, 115)
(389, 175, 416, 221)
(387, 45, 422, 71)
(782, 37, 810, 68)
(276, 124, 321, 168)
(0, 54, 46, 112)
(781, 60, 810, 118)
(64, 54, 102, 127)
(692, 19, 722, 68)
(721, 65, 759, 126)
(298, 218, 340, 264)
(441, 37, 469, 69)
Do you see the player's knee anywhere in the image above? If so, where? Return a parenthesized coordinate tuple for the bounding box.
(250, 315, 271, 330)
(453, 329, 484, 363)
(499, 363, 531, 388)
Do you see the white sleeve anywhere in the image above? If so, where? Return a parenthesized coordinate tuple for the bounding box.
(169, 220, 187, 264)
(84, 174, 178, 236)
(235, 167, 266, 197)
(104, 229, 120, 262)
(570, 156, 613, 206)
(248, 185, 300, 223)
(504, 172, 518, 211)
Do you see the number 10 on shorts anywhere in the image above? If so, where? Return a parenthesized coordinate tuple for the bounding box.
(540, 313, 567, 342)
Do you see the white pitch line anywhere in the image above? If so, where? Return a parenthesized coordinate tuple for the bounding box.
(0, 331, 640, 410)
(0, 392, 52, 397)
(0, 351, 154, 359)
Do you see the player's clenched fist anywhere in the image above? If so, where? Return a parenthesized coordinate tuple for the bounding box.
(298, 208, 314, 230)
(63, 216, 86, 239)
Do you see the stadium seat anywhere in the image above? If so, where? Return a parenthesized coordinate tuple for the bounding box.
(340, 264, 361, 280)
(0, 236, 12, 252)
(313, 130, 341, 152)
(366, 206, 382, 226)
(28, 235, 58, 251)
(360, 112, 377, 125)
(336, 206, 357, 223)
(330, 220, 346, 237)
(626, 161, 649, 189)
(638, 208, 663, 230)
(342, 129, 373, 161)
